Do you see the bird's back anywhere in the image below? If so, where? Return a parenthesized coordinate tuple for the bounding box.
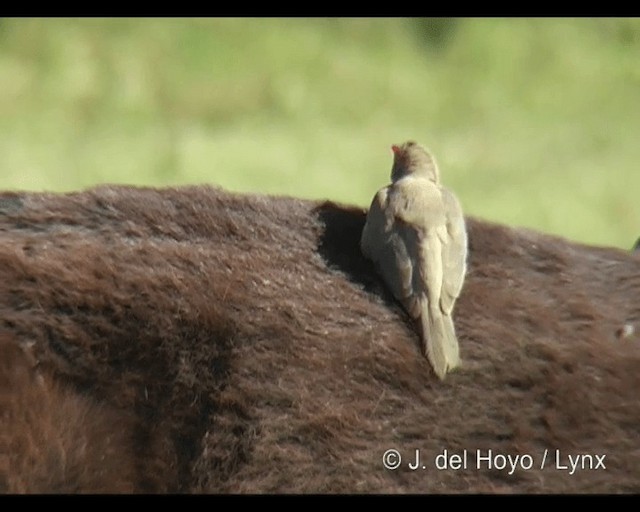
(388, 176, 446, 228)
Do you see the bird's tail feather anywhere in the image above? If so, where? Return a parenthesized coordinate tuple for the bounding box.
(442, 313, 461, 369)
(420, 304, 460, 380)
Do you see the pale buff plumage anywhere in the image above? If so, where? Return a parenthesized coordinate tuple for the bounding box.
(360, 141, 467, 379)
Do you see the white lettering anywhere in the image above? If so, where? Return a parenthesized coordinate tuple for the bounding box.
(555, 450, 607, 473)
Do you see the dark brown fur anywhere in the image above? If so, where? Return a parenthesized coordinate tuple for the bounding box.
(1, 185, 639, 493)
(0, 333, 137, 493)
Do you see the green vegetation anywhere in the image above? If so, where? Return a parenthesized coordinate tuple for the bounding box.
(0, 18, 638, 248)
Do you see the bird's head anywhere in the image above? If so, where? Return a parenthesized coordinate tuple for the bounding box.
(390, 141, 440, 184)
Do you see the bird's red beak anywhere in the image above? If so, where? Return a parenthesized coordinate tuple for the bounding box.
(391, 144, 400, 155)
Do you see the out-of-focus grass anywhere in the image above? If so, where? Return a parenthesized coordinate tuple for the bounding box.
(0, 18, 638, 249)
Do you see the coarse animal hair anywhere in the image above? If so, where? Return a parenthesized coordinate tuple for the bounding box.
(0, 185, 639, 493)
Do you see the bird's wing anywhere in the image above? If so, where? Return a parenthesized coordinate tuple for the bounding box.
(361, 185, 419, 316)
(387, 222, 422, 317)
(360, 186, 389, 260)
(439, 187, 468, 315)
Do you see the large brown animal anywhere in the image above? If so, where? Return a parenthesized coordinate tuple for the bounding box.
(0, 185, 639, 493)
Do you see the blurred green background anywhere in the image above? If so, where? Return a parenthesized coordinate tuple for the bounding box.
(0, 18, 638, 249)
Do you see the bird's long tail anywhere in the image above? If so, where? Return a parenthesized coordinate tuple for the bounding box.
(420, 304, 460, 379)
(418, 229, 461, 379)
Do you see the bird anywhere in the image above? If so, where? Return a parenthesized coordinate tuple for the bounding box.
(633, 237, 640, 253)
(360, 141, 467, 379)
